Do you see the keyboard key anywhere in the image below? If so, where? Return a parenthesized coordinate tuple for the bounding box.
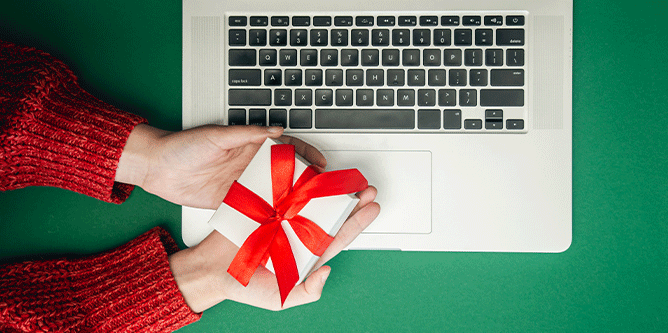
(229, 49, 256, 66)
(485, 49, 503, 66)
(469, 69, 488, 86)
(439, 89, 456, 106)
(336, 89, 354, 106)
(413, 29, 431, 46)
(398, 16, 417, 26)
(269, 109, 287, 128)
(491, 69, 524, 86)
(315, 109, 415, 129)
(229, 16, 247, 26)
(274, 89, 292, 106)
(417, 89, 436, 106)
(464, 49, 483, 66)
(315, 89, 333, 106)
(454, 29, 472, 46)
(485, 116, 503, 129)
(292, 16, 310, 26)
(356, 89, 374, 106)
(382, 49, 400, 66)
(443, 49, 462, 66)
(506, 119, 525, 129)
(332, 29, 349, 46)
(228, 109, 246, 125)
(420, 16, 439, 26)
(506, 16, 525, 26)
(250, 16, 268, 26)
(313, 16, 332, 26)
(506, 49, 524, 66)
(290, 29, 308, 46)
(269, 29, 287, 46)
(464, 119, 482, 129)
(290, 109, 312, 128)
(325, 69, 343, 86)
(249, 109, 266, 126)
(480, 89, 524, 106)
(496, 29, 525, 46)
(346, 69, 364, 86)
(229, 29, 246, 46)
(462, 16, 481, 26)
(366, 69, 384, 86)
(334, 16, 353, 26)
(229, 69, 261, 86)
(320, 49, 338, 66)
(449, 69, 467, 86)
(300, 49, 318, 66)
(361, 49, 379, 66)
(443, 110, 461, 129)
(305, 69, 323, 86)
(372, 29, 390, 46)
(434, 29, 451, 46)
(279, 49, 297, 66)
(249, 29, 267, 46)
(392, 29, 410, 46)
(310, 29, 328, 46)
(351, 29, 370, 46)
(402, 49, 420, 66)
(486, 109, 503, 119)
(264, 69, 281, 86)
(428, 69, 446, 86)
(397, 89, 415, 106)
(418, 109, 440, 129)
(376, 89, 394, 106)
(295, 89, 312, 106)
(484, 16, 503, 26)
(259, 49, 277, 66)
(377, 16, 396, 26)
(387, 69, 405, 86)
(423, 49, 441, 66)
(271, 16, 289, 26)
(229, 89, 271, 106)
(356, 16, 374, 26)
(441, 16, 460, 26)
(341, 49, 359, 66)
(407, 69, 425, 86)
(459, 89, 477, 106)
(285, 69, 302, 86)
(475, 29, 493, 46)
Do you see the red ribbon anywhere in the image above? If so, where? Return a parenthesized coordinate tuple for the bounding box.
(223, 144, 368, 305)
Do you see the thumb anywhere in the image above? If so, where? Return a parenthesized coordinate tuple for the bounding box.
(304, 265, 331, 298)
(208, 125, 284, 148)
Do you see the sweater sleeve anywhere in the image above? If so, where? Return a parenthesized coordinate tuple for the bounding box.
(0, 227, 202, 332)
(0, 40, 147, 203)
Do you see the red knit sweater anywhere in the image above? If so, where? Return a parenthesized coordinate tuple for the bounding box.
(0, 41, 201, 331)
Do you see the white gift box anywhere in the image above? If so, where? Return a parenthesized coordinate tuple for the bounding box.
(208, 138, 359, 284)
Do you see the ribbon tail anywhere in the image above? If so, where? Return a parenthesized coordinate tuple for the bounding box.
(288, 215, 334, 256)
(227, 223, 280, 287)
(269, 226, 300, 306)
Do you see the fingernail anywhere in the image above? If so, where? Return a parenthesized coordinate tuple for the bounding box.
(321, 270, 330, 284)
(267, 126, 282, 133)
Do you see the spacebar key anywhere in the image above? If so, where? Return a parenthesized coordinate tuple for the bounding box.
(228, 89, 271, 106)
(315, 109, 415, 129)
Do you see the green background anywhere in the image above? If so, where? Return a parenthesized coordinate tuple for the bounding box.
(1, 1, 667, 332)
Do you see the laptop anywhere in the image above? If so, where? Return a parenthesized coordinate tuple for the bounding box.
(181, 0, 572, 252)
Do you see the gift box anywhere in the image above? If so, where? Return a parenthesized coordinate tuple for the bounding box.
(208, 138, 367, 305)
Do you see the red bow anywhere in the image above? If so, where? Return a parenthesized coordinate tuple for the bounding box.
(223, 144, 368, 305)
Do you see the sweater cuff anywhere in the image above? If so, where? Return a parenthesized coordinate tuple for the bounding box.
(0, 41, 147, 203)
(0, 227, 201, 332)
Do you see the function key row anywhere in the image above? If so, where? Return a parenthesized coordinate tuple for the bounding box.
(229, 15, 525, 27)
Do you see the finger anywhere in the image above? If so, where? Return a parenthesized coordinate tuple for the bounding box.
(348, 186, 378, 218)
(282, 266, 331, 309)
(277, 135, 327, 168)
(205, 125, 284, 148)
(313, 201, 380, 269)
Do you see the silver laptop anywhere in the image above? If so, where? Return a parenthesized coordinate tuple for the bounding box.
(181, 0, 572, 252)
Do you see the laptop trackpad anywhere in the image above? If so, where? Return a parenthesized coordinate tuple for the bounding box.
(322, 150, 431, 234)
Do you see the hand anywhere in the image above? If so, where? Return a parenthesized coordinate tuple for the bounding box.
(115, 124, 326, 209)
(168, 186, 380, 312)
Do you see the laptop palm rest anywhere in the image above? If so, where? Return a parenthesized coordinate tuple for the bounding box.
(322, 150, 431, 234)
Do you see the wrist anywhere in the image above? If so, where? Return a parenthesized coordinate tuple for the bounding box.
(115, 124, 168, 187)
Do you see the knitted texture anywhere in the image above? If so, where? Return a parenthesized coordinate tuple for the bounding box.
(0, 40, 147, 203)
(0, 227, 201, 332)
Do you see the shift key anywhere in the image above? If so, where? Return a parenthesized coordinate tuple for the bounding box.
(228, 89, 271, 105)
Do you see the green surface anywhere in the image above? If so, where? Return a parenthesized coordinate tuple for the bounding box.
(1, 0, 667, 332)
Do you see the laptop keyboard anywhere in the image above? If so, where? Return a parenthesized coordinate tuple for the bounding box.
(225, 12, 527, 132)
